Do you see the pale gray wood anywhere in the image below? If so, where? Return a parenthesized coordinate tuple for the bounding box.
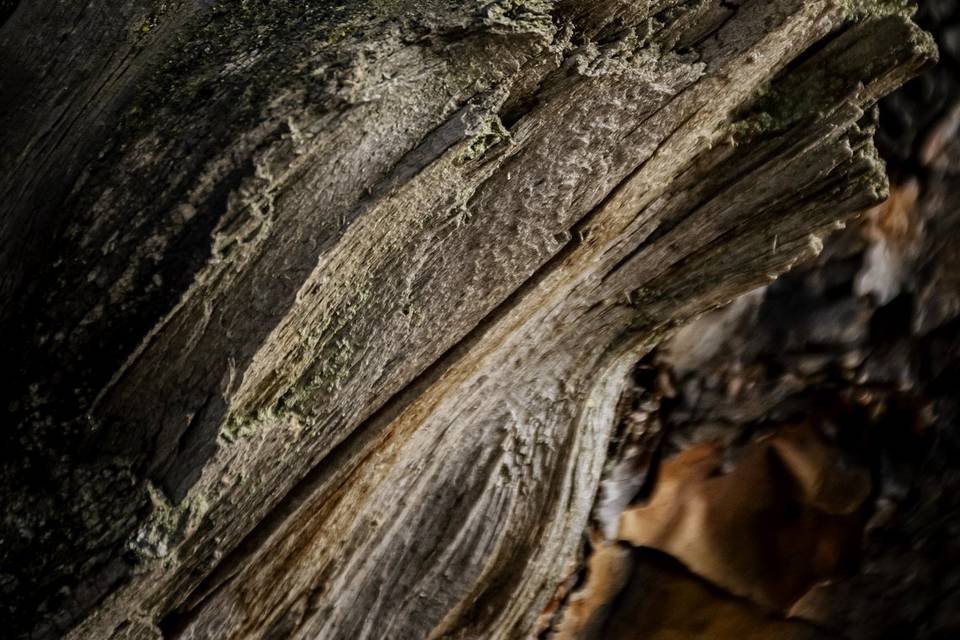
(0, 1, 934, 638)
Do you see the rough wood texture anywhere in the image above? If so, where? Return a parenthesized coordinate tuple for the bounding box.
(0, 1, 934, 638)
(556, 5, 960, 631)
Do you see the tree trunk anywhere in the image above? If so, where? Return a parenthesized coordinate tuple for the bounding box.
(0, 1, 934, 638)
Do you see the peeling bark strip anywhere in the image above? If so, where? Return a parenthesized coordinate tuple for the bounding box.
(0, 1, 934, 638)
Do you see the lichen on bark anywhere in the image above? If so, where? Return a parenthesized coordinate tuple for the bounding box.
(0, 1, 936, 638)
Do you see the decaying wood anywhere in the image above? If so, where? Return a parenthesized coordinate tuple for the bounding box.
(0, 1, 935, 638)
(558, 6, 960, 631)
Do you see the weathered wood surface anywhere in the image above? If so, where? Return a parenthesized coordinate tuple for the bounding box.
(0, 1, 934, 638)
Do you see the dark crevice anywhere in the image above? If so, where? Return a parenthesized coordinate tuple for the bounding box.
(0, 0, 20, 30)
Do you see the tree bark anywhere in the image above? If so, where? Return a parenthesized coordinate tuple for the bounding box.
(0, 1, 935, 638)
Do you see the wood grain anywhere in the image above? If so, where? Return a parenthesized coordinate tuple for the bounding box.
(0, 1, 934, 638)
